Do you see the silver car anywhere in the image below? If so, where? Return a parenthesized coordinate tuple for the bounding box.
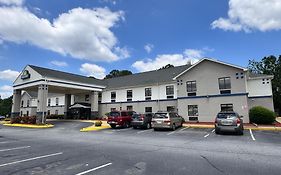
(152, 112, 183, 131)
(215, 111, 244, 135)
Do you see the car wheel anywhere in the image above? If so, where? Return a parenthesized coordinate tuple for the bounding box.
(110, 124, 116, 129)
(146, 123, 151, 129)
(172, 124, 176, 131)
(215, 128, 220, 134)
(154, 128, 158, 131)
(237, 130, 244, 135)
(133, 126, 137, 129)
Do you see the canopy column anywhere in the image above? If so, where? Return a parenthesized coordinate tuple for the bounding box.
(36, 84, 48, 124)
(11, 89, 22, 118)
(64, 94, 71, 119)
(90, 91, 99, 119)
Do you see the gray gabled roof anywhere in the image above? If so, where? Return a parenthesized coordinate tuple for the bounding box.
(29, 65, 106, 87)
(248, 72, 274, 79)
(103, 65, 191, 89)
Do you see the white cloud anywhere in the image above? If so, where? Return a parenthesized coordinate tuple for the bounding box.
(0, 0, 23, 6)
(0, 6, 129, 62)
(132, 49, 205, 72)
(211, 0, 281, 32)
(0, 69, 20, 81)
(144, 43, 154, 53)
(0, 85, 13, 99)
(80, 63, 106, 79)
(50, 60, 68, 67)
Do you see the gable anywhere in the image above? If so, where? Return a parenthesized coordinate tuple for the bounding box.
(13, 65, 43, 87)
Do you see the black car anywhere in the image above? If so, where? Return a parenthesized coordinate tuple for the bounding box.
(131, 113, 153, 129)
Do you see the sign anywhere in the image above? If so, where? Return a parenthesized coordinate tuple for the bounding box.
(21, 70, 31, 80)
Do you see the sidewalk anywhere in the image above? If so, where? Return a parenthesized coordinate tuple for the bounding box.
(183, 119, 281, 131)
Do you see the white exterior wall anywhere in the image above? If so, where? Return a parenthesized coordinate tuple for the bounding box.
(247, 78, 272, 97)
(47, 95, 65, 106)
(101, 83, 177, 103)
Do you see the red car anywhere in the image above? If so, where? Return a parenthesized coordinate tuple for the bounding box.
(107, 111, 136, 128)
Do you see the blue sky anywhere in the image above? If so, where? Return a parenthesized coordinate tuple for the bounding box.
(0, 0, 281, 98)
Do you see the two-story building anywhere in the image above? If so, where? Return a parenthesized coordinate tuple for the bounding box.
(12, 58, 274, 124)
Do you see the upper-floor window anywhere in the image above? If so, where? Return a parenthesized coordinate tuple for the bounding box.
(111, 92, 116, 102)
(48, 98, 51, 106)
(27, 100, 30, 107)
(166, 85, 174, 99)
(218, 77, 231, 94)
(21, 100, 24, 107)
(56, 97, 59, 106)
(85, 94, 90, 101)
(98, 93, 102, 103)
(145, 88, 152, 100)
(127, 90, 132, 101)
(186, 81, 197, 96)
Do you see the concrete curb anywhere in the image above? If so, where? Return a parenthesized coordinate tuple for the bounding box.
(80, 120, 111, 132)
(3, 123, 54, 128)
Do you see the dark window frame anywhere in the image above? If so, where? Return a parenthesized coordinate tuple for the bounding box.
(56, 97, 59, 106)
(188, 105, 198, 116)
(127, 90, 133, 101)
(218, 77, 231, 90)
(145, 88, 152, 100)
(221, 104, 234, 112)
(186, 81, 197, 92)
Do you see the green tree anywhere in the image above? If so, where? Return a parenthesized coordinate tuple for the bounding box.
(104, 69, 133, 79)
(248, 55, 281, 115)
(0, 96, 13, 116)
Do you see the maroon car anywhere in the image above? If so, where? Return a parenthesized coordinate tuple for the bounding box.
(107, 111, 135, 128)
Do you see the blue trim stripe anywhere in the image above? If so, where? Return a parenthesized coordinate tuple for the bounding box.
(248, 95, 272, 99)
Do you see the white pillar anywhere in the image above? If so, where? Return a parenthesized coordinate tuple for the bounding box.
(64, 94, 71, 119)
(11, 89, 21, 118)
(36, 84, 48, 124)
(90, 91, 99, 119)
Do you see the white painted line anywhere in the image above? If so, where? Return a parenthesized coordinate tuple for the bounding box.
(167, 131, 177, 135)
(179, 127, 189, 132)
(75, 163, 112, 175)
(204, 134, 210, 138)
(249, 129, 256, 141)
(212, 129, 215, 133)
(0, 152, 63, 167)
(137, 129, 152, 134)
(0, 141, 16, 144)
(0, 146, 31, 152)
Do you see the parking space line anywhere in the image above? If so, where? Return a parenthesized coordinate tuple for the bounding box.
(249, 129, 256, 141)
(179, 127, 189, 132)
(0, 141, 16, 144)
(0, 146, 31, 152)
(211, 129, 215, 133)
(204, 134, 210, 138)
(0, 152, 63, 167)
(75, 162, 112, 175)
(137, 129, 152, 134)
(167, 131, 177, 135)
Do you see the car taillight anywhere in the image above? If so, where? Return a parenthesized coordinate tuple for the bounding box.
(164, 120, 171, 123)
(237, 118, 241, 124)
(140, 116, 144, 121)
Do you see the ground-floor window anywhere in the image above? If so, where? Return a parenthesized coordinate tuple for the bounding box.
(55, 110, 59, 115)
(20, 111, 23, 116)
(221, 104, 233, 112)
(167, 106, 176, 112)
(47, 110, 50, 116)
(110, 108, 116, 111)
(145, 107, 152, 113)
(188, 105, 198, 116)
(127, 105, 133, 111)
(26, 111, 29, 117)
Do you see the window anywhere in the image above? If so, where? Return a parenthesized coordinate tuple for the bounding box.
(221, 104, 233, 112)
(218, 77, 231, 94)
(145, 88, 152, 100)
(186, 81, 197, 96)
(48, 98, 51, 106)
(127, 105, 133, 111)
(188, 105, 198, 116)
(110, 108, 116, 111)
(56, 98, 59, 106)
(85, 94, 90, 101)
(26, 110, 29, 116)
(27, 100, 30, 107)
(166, 85, 174, 99)
(111, 92, 116, 102)
(145, 107, 152, 113)
(21, 100, 24, 107)
(167, 106, 176, 112)
(55, 110, 59, 115)
(127, 90, 132, 101)
(98, 93, 102, 103)
(47, 110, 50, 116)
(20, 111, 23, 116)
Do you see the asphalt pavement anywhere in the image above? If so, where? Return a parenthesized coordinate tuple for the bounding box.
(0, 121, 281, 175)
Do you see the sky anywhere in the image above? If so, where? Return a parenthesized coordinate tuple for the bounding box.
(0, 0, 281, 98)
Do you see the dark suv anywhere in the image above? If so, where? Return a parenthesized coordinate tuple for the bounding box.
(131, 113, 153, 129)
(107, 111, 135, 128)
(215, 111, 244, 135)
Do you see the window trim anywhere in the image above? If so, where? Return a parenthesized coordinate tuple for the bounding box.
(188, 105, 199, 116)
(218, 77, 231, 90)
(186, 81, 197, 92)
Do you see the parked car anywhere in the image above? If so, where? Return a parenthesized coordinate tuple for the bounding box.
(0, 115, 5, 120)
(131, 113, 154, 129)
(214, 111, 244, 135)
(151, 111, 183, 131)
(107, 110, 135, 128)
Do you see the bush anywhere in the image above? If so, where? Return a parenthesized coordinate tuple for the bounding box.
(10, 116, 21, 124)
(95, 121, 102, 127)
(249, 106, 276, 124)
(10, 116, 36, 124)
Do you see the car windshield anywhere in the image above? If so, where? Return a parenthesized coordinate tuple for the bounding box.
(153, 113, 168, 118)
(132, 114, 140, 118)
(109, 112, 120, 117)
(217, 113, 236, 119)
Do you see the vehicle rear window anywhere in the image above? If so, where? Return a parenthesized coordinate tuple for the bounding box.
(132, 114, 140, 118)
(121, 112, 128, 116)
(153, 113, 168, 118)
(217, 113, 236, 119)
(109, 112, 120, 117)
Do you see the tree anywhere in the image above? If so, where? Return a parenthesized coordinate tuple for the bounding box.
(104, 70, 133, 79)
(248, 55, 281, 115)
(159, 64, 174, 70)
(0, 96, 13, 116)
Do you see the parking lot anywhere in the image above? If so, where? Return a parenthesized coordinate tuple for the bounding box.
(1, 121, 281, 175)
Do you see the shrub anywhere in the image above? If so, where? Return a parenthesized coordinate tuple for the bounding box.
(249, 106, 276, 124)
(95, 121, 102, 127)
(10, 116, 21, 124)
(10, 116, 36, 124)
